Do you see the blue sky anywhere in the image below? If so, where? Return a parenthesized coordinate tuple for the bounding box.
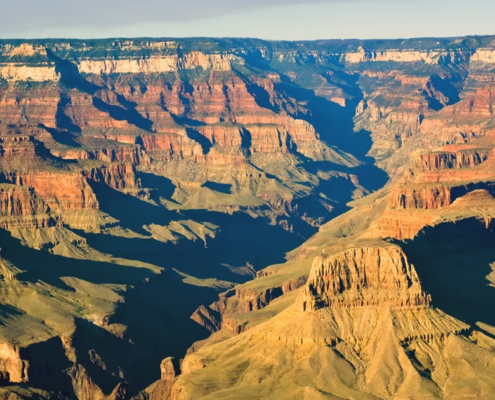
(2, 0, 494, 40)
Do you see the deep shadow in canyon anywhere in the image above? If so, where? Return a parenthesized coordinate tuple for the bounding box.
(65, 181, 308, 395)
(70, 269, 219, 397)
(273, 74, 388, 194)
(0, 229, 153, 290)
(0, 228, 234, 397)
(82, 181, 305, 283)
(138, 172, 178, 203)
(402, 218, 495, 330)
(69, 169, 389, 394)
(275, 74, 372, 160)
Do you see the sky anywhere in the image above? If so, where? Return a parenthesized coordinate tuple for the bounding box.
(2, 0, 495, 40)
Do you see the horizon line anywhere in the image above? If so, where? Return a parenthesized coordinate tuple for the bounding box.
(1, 33, 495, 43)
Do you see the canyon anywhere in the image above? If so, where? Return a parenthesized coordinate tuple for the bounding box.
(0, 35, 494, 399)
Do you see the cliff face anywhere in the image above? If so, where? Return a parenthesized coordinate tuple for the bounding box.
(373, 144, 495, 239)
(343, 46, 473, 64)
(300, 244, 430, 312)
(0, 184, 53, 229)
(82, 164, 140, 191)
(2, 172, 98, 210)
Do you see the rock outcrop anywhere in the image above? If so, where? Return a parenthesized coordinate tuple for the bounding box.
(300, 244, 430, 312)
(0, 184, 53, 229)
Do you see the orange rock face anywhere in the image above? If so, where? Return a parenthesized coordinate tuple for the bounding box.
(82, 163, 140, 190)
(375, 142, 495, 239)
(1, 172, 98, 210)
(0, 184, 53, 228)
(0, 185, 48, 217)
(300, 244, 430, 312)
